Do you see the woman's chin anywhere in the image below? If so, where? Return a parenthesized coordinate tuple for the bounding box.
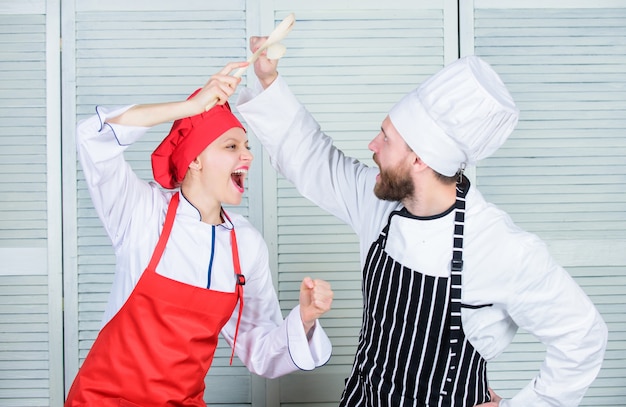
(222, 192, 244, 207)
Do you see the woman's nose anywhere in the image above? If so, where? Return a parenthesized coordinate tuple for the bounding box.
(242, 149, 254, 162)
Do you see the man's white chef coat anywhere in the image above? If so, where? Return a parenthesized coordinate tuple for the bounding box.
(236, 76, 607, 405)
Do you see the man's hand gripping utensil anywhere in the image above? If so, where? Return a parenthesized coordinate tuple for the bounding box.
(205, 13, 296, 111)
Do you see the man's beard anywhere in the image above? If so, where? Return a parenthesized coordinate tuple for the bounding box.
(373, 162, 414, 202)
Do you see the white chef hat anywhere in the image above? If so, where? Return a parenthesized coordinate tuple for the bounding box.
(388, 55, 519, 177)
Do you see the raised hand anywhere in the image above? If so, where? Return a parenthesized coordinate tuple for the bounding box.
(195, 61, 249, 112)
(249, 36, 280, 89)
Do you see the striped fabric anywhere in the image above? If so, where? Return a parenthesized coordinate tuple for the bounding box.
(340, 178, 490, 406)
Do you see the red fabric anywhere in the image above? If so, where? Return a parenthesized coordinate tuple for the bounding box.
(224, 210, 245, 365)
(65, 193, 244, 406)
(151, 90, 245, 189)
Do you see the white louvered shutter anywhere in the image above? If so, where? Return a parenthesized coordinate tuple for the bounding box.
(254, 1, 458, 405)
(463, 0, 626, 404)
(0, 0, 63, 406)
(63, 0, 259, 405)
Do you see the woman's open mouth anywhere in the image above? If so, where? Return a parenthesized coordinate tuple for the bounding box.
(231, 168, 248, 193)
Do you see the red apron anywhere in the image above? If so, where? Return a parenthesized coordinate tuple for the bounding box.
(65, 193, 245, 407)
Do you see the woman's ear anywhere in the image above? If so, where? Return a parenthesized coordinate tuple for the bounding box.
(189, 157, 201, 171)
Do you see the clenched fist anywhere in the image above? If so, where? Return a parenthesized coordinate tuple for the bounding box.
(299, 277, 333, 334)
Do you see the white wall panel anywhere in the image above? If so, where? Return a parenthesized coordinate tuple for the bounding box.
(0, 0, 63, 405)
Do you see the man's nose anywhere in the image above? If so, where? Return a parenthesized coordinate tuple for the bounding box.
(368, 136, 379, 152)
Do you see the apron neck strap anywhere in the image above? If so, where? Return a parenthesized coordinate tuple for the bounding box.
(442, 179, 467, 397)
(147, 192, 180, 272)
(451, 180, 466, 272)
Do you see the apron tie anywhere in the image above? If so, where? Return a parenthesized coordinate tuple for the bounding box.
(223, 211, 245, 365)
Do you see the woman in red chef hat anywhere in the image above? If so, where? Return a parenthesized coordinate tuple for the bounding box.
(65, 62, 333, 407)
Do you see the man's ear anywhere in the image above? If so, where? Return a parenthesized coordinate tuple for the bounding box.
(411, 153, 429, 172)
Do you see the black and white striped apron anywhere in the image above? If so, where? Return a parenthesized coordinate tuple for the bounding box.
(340, 180, 490, 407)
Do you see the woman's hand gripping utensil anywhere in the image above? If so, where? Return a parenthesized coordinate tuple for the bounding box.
(205, 13, 296, 111)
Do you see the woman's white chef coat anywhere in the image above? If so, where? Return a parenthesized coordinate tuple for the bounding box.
(76, 104, 332, 379)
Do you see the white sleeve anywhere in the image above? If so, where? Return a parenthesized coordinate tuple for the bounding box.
(237, 76, 381, 236)
(76, 105, 155, 250)
(502, 238, 608, 406)
(220, 233, 331, 378)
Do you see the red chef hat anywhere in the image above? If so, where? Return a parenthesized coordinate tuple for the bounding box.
(151, 89, 245, 189)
